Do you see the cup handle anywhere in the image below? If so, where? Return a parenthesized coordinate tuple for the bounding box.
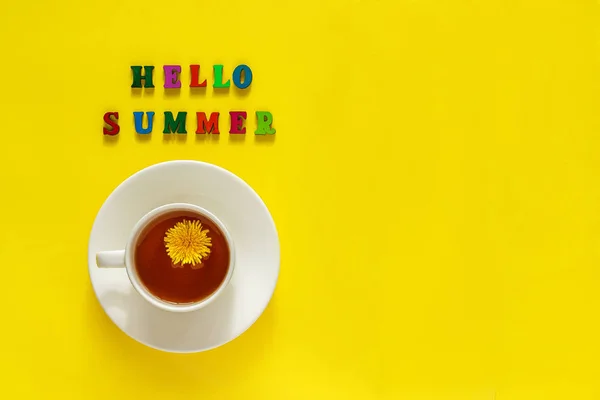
(96, 250, 126, 268)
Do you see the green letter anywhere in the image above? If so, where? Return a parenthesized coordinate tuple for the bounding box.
(213, 65, 230, 88)
(255, 111, 276, 135)
(163, 111, 187, 134)
(131, 66, 155, 88)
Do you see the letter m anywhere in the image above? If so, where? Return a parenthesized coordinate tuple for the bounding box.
(196, 112, 220, 134)
(163, 112, 187, 134)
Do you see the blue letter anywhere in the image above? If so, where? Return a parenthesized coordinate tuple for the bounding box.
(134, 111, 155, 134)
(232, 64, 252, 89)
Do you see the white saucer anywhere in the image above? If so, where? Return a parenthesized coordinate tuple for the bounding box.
(87, 160, 280, 353)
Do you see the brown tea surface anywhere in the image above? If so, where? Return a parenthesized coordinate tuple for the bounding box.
(134, 211, 230, 304)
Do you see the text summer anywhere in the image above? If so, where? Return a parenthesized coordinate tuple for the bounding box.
(102, 64, 276, 136)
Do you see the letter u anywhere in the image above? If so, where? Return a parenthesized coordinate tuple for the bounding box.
(134, 112, 155, 134)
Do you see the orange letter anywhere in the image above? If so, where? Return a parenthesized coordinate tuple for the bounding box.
(196, 112, 220, 134)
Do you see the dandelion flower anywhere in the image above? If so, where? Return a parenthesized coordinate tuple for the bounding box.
(164, 219, 212, 267)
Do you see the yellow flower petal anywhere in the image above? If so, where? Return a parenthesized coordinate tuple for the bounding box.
(164, 219, 212, 267)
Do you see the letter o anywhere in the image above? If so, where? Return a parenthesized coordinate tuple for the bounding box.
(232, 64, 253, 89)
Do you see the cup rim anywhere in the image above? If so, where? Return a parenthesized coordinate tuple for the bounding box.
(125, 203, 235, 313)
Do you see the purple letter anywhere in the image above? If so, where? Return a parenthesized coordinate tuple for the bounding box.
(163, 65, 182, 88)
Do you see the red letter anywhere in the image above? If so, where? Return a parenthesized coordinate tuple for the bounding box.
(229, 111, 247, 134)
(196, 112, 220, 134)
(190, 65, 207, 87)
(103, 112, 120, 136)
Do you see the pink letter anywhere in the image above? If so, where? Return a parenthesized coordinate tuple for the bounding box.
(229, 111, 247, 134)
(163, 65, 181, 88)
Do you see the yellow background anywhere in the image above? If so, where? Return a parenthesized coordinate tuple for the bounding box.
(0, 0, 599, 398)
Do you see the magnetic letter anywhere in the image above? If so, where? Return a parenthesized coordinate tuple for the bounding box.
(133, 112, 155, 134)
(255, 111, 276, 135)
(213, 65, 230, 89)
(163, 112, 187, 134)
(229, 111, 247, 134)
(103, 112, 120, 136)
(196, 112, 220, 134)
(190, 65, 207, 87)
(131, 66, 155, 88)
(232, 64, 253, 89)
(163, 65, 182, 89)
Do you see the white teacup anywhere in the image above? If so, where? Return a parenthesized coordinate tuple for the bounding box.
(95, 203, 235, 313)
